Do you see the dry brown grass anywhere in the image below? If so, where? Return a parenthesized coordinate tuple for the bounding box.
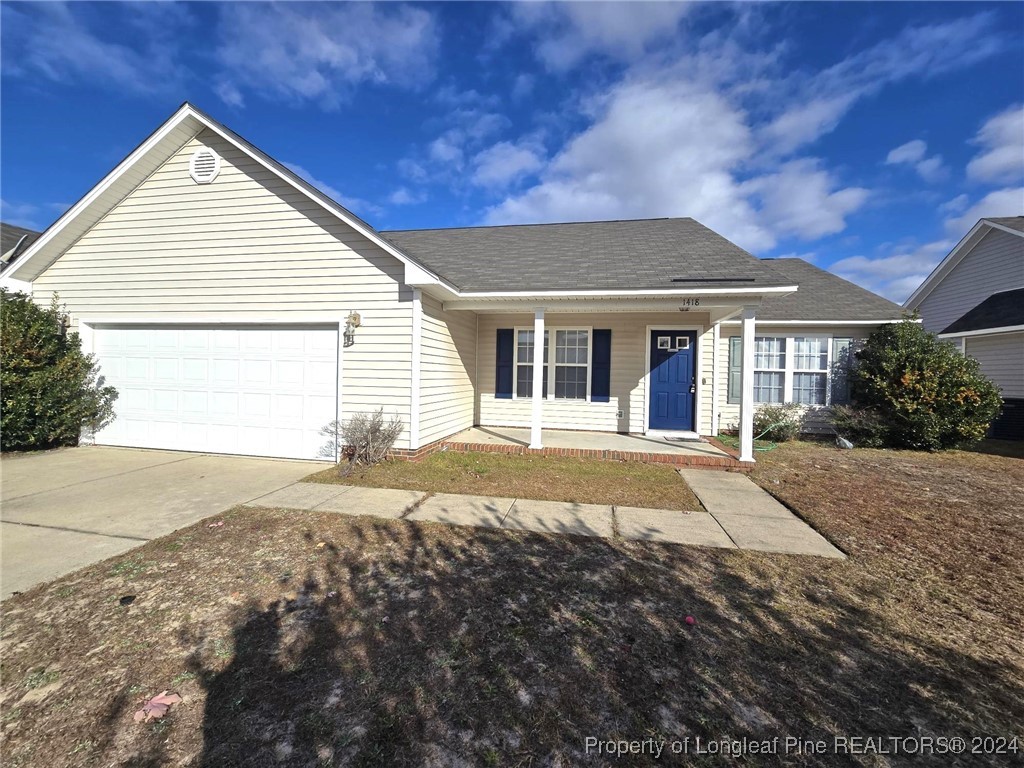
(305, 450, 703, 510)
(1, 442, 1022, 767)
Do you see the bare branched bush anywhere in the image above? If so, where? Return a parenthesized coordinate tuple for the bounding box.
(319, 408, 404, 474)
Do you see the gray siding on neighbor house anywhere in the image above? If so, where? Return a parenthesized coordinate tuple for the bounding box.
(917, 229, 1024, 333)
(31, 129, 416, 448)
(419, 294, 477, 445)
(965, 332, 1024, 399)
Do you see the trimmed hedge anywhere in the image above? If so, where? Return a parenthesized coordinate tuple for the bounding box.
(1, 290, 117, 451)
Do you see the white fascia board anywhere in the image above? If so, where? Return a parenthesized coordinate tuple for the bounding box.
(719, 318, 904, 325)
(938, 324, 1024, 339)
(903, 220, 991, 310)
(454, 285, 798, 299)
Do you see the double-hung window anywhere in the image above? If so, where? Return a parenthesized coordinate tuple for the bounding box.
(730, 334, 847, 406)
(515, 328, 590, 400)
(792, 337, 828, 405)
(753, 337, 785, 403)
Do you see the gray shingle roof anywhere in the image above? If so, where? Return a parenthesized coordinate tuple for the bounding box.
(381, 218, 793, 292)
(1, 222, 40, 258)
(985, 216, 1024, 234)
(941, 288, 1024, 334)
(755, 258, 904, 321)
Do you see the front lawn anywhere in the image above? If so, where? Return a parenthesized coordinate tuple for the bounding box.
(305, 450, 703, 511)
(1, 443, 1022, 767)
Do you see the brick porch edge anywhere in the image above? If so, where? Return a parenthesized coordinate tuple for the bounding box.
(392, 435, 751, 470)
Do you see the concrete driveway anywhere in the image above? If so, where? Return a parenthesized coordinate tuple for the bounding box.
(0, 447, 322, 599)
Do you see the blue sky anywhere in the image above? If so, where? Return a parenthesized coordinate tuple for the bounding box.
(2, 1, 1022, 301)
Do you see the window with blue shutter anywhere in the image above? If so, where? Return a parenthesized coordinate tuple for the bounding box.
(591, 329, 612, 402)
(495, 329, 514, 399)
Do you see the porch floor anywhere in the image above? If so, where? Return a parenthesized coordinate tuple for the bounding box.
(443, 427, 741, 468)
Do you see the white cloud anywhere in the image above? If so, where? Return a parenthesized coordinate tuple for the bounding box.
(886, 140, 927, 165)
(831, 240, 955, 302)
(886, 140, 948, 182)
(966, 104, 1024, 183)
(215, 3, 438, 109)
(428, 134, 465, 168)
(484, 76, 866, 251)
(944, 187, 1024, 235)
(283, 162, 382, 218)
(511, 1, 693, 71)
(0, 2, 192, 94)
(388, 187, 426, 206)
(214, 79, 245, 109)
(939, 194, 970, 214)
(511, 73, 535, 102)
(471, 140, 545, 189)
(761, 13, 1003, 154)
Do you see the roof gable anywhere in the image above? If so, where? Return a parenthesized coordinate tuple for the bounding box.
(905, 217, 1024, 310)
(5, 103, 447, 291)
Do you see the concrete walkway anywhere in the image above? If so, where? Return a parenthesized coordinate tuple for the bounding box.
(246, 475, 844, 559)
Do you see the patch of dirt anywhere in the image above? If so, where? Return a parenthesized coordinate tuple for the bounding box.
(0, 443, 1021, 766)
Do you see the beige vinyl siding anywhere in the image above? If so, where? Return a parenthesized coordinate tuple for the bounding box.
(477, 312, 714, 435)
(965, 332, 1024, 398)
(715, 324, 879, 434)
(32, 129, 415, 448)
(917, 229, 1024, 333)
(419, 294, 477, 445)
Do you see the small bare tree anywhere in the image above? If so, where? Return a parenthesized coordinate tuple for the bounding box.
(319, 408, 404, 475)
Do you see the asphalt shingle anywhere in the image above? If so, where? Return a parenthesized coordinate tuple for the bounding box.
(941, 288, 1024, 334)
(755, 258, 904, 322)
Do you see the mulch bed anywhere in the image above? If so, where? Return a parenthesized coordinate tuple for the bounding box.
(1, 442, 1022, 767)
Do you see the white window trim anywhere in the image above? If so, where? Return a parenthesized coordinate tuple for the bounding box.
(513, 325, 593, 401)
(753, 334, 834, 407)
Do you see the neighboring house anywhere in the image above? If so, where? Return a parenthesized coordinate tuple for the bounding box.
(905, 217, 1024, 440)
(0, 222, 41, 293)
(2, 103, 903, 463)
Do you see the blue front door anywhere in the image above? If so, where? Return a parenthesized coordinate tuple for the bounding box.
(649, 330, 696, 431)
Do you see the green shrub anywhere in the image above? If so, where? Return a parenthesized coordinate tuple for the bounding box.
(753, 403, 803, 442)
(1, 290, 117, 451)
(830, 405, 888, 448)
(850, 319, 1002, 451)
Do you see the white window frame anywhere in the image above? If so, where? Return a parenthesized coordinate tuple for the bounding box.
(513, 325, 593, 400)
(753, 334, 834, 406)
(753, 337, 786, 404)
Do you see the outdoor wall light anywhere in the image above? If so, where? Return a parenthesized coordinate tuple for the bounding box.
(343, 311, 361, 347)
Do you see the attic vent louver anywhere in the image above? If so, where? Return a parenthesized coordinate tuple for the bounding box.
(189, 148, 221, 184)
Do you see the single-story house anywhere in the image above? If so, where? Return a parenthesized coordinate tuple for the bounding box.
(0, 103, 904, 463)
(904, 216, 1023, 440)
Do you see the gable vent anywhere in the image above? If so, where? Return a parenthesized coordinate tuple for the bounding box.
(189, 148, 221, 184)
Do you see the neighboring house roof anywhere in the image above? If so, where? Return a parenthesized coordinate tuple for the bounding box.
(940, 288, 1024, 335)
(381, 219, 793, 293)
(905, 216, 1024, 309)
(985, 216, 1024, 234)
(0, 223, 41, 271)
(754, 258, 905, 321)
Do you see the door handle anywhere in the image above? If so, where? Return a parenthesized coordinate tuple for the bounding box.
(689, 376, 696, 395)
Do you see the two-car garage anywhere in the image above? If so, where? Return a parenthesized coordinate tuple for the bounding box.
(88, 324, 339, 461)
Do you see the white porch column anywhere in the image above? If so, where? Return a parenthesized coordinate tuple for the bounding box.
(530, 307, 545, 449)
(739, 305, 757, 462)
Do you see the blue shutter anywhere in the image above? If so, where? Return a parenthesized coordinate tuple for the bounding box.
(727, 337, 742, 404)
(495, 329, 514, 399)
(591, 329, 612, 402)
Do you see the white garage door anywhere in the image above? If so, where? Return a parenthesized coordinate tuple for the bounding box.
(92, 325, 338, 461)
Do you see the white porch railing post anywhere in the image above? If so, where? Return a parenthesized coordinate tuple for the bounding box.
(739, 305, 757, 463)
(530, 307, 545, 449)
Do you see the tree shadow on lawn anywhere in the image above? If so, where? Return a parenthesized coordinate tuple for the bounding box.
(185, 517, 1023, 767)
